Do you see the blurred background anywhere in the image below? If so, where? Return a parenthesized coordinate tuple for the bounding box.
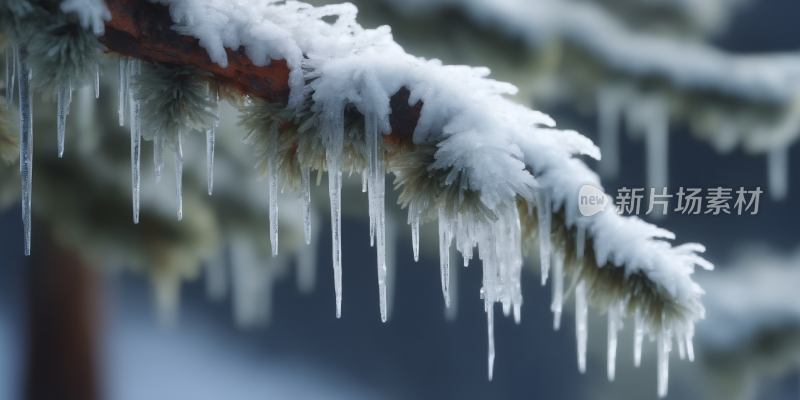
(2, 0, 800, 399)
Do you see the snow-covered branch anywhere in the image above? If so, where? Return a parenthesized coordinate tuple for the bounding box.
(0, 0, 713, 394)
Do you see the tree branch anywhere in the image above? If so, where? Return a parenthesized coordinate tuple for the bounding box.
(99, 0, 422, 140)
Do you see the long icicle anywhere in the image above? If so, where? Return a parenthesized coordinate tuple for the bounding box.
(657, 320, 672, 398)
(575, 281, 588, 374)
(411, 204, 419, 262)
(6, 47, 15, 109)
(645, 99, 669, 194)
(130, 59, 141, 223)
(206, 126, 215, 195)
(302, 167, 311, 244)
(551, 249, 564, 330)
(175, 136, 183, 221)
(487, 303, 495, 381)
(56, 83, 68, 157)
(438, 207, 451, 308)
(18, 45, 32, 255)
(634, 308, 644, 367)
(268, 135, 278, 256)
(366, 113, 387, 321)
(95, 62, 100, 99)
(326, 112, 345, 319)
(607, 302, 622, 382)
(535, 190, 551, 285)
(597, 86, 622, 179)
(206, 92, 217, 195)
(154, 132, 164, 185)
(767, 146, 788, 201)
(118, 57, 128, 126)
(685, 326, 695, 362)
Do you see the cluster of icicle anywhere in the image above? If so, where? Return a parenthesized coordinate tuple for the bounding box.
(3, 0, 714, 394)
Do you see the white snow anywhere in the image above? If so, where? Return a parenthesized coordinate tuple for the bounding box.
(384, 0, 800, 105)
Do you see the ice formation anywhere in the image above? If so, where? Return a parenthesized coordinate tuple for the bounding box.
(18, 45, 32, 256)
(5, 47, 14, 110)
(1, 0, 714, 390)
(130, 59, 142, 223)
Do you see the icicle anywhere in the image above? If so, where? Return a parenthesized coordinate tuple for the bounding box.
(118, 57, 128, 126)
(361, 170, 367, 192)
(444, 244, 459, 322)
(685, 326, 695, 362)
(576, 225, 585, 259)
(411, 205, 420, 262)
(551, 249, 564, 330)
(645, 99, 669, 192)
(325, 110, 345, 319)
(385, 211, 398, 321)
(6, 47, 15, 110)
(768, 146, 788, 201)
(330, 165, 343, 318)
(56, 83, 68, 158)
(297, 206, 318, 294)
(268, 152, 278, 256)
(95, 63, 100, 99)
(365, 113, 387, 322)
(206, 90, 216, 195)
(174, 138, 183, 221)
(18, 45, 32, 256)
(535, 190, 551, 285)
(677, 330, 686, 360)
(487, 304, 495, 381)
(154, 133, 164, 185)
(634, 308, 644, 367)
(206, 127, 215, 195)
(131, 99, 141, 223)
(657, 325, 672, 398)
(597, 86, 623, 179)
(438, 207, 451, 308)
(302, 167, 311, 244)
(575, 281, 588, 374)
(607, 302, 623, 382)
(130, 60, 141, 223)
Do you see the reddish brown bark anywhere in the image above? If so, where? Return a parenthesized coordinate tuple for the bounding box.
(24, 231, 101, 400)
(98, 0, 422, 140)
(100, 0, 291, 104)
